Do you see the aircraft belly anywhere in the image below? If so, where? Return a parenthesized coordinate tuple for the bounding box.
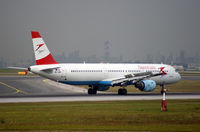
(63, 71, 111, 85)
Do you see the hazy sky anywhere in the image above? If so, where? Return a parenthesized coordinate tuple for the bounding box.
(0, 0, 200, 62)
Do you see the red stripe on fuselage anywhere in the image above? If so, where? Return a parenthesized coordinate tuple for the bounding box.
(31, 31, 41, 38)
(36, 54, 58, 65)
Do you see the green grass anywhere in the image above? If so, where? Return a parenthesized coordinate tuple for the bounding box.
(0, 68, 24, 73)
(0, 68, 36, 76)
(166, 80, 200, 92)
(180, 72, 200, 76)
(0, 68, 24, 76)
(0, 100, 200, 131)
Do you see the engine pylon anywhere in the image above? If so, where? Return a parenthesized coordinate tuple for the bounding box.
(161, 86, 167, 111)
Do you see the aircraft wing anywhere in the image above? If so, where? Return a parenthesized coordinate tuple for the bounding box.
(111, 72, 164, 86)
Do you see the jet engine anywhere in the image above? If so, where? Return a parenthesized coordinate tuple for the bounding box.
(135, 80, 156, 92)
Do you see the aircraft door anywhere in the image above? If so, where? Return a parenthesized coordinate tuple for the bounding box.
(103, 66, 108, 79)
(60, 66, 67, 81)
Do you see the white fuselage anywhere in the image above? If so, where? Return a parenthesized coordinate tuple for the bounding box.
(30, 63, 181, 86)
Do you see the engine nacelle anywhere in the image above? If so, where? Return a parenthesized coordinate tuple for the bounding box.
(135, 80, 156, 92)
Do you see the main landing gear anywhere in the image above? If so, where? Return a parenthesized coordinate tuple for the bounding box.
(118, 88, 127, 95)
(88, 86, 97, 94)
(161, 85, 167, 112)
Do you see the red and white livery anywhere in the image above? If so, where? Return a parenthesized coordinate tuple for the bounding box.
(31, 31, 58, 65)
(11, 31, 182, 95)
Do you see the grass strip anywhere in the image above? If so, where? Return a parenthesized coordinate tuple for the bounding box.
(0, 100, 200, 131)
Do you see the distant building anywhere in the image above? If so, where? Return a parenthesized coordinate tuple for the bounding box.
(172, 65, 184, 71)
(187, 63, 200, 71)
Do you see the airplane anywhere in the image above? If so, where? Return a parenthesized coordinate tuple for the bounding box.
(10, 31, 181, 95)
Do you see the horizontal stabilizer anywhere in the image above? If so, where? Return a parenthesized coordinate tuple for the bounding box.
(8, 66, 28, 70)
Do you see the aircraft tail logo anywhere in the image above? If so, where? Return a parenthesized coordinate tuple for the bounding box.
(36, 44, 44, 51)
(31, 31, 58, 65)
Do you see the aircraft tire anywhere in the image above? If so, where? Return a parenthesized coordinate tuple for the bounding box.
(118, 88, 127, 95)
(88, 88, 93, 94)
(118, 88, 122, 95)
(123, 89, 127, 95)
(88, 88, 97, 94)
(93, 89, 97, 94)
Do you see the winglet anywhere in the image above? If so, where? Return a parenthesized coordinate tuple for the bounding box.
(31, 31, 58, 65)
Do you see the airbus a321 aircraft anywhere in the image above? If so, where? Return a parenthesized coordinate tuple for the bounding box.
(12, 31, 181, 95)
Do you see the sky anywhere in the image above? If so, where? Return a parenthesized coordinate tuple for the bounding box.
(0, 0, 200, 63)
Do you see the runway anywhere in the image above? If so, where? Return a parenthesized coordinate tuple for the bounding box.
(0, 93, 200, 103)
(0, 76, 200, 103)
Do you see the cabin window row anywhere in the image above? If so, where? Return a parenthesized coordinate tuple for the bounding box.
(71, 69, 167, 73)
(146, 70, 168, 72)
(108, 70, 140, 72)
(71, 70, 103, 72)
(146, 70, 160, 72)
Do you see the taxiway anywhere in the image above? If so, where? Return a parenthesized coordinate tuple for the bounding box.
(0, 76, 199, 103)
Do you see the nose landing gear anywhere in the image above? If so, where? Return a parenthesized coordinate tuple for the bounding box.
(161, 85, 167, 111)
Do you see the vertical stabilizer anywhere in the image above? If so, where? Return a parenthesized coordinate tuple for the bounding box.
(31, 31, 58, 65)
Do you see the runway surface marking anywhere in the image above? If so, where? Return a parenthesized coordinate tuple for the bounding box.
(0, 81, 27, 94)
(0, 94, 200, 103)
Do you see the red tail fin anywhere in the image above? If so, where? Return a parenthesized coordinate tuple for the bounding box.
(31, 31, 58, 65)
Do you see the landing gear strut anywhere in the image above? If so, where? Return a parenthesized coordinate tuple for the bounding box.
(161, 85, 167, 111)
